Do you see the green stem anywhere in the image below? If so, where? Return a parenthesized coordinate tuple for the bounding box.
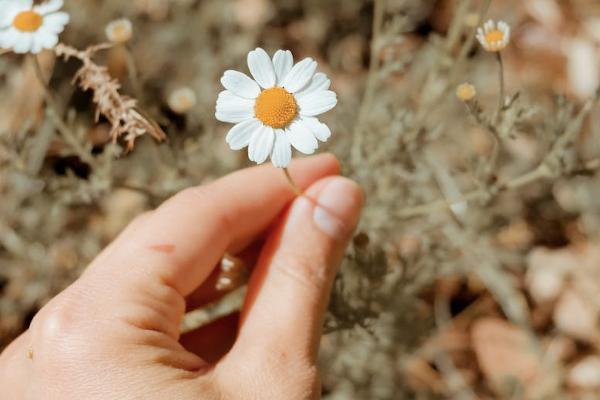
(283, 168, 302, 195)
(496, 52, 505, 121)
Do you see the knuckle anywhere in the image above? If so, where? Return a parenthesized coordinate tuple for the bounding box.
(118, 281, 184, 338)
(29, 285, 126, 368)
(153, 280, 186, 316)
(31, 293, 80, 346)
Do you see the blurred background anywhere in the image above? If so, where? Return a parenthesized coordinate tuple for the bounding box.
(2, 0, 600, 398)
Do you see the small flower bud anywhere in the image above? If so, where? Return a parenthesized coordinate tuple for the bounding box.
(456, 83, 477, 102)
(168, 87, 197, 114)
(105, 18, 133, 44)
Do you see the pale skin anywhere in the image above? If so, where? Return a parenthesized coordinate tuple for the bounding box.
(0, 154, 364, 400)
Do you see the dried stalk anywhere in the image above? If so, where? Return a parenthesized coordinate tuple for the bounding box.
(351, 0, 386, 166)
(54, 43, 166, 151)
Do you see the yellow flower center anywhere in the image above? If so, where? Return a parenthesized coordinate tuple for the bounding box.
(12, 11, 43, 32)
(485, 30, 504, 44)
(113, 25, 127, 36)
(255, 87, 297, 129)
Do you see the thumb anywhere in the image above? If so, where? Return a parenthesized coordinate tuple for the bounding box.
(230, 175, 363, 363)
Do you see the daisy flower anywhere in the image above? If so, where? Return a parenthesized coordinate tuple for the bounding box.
(216, 48, 337, 168)
(476, 20, 510, 52)
(0, 0, 69, 54)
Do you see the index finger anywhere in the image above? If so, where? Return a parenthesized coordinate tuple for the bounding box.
(86, 154, 340, 297)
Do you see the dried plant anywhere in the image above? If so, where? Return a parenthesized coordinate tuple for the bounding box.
(54, 43, 166, 150)
(3, 0, 600, 398)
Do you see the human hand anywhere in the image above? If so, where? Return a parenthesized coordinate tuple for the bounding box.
(0, 154, 363, 400)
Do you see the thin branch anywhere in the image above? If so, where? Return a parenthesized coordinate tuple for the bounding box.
(350, 0, 386, 166)
(433, 294, 480, 400)
(124, 44, 144, 101)
(31, 55, 97, 167)
(397, 94, 600, 219)
(283, 168, 302, 195)
(495, 52, 505, 123)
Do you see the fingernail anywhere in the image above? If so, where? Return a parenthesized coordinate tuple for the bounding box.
(313, 177, 363, 239)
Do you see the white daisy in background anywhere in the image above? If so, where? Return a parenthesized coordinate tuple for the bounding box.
(216, 48, 337, 168)
(476, 20, 511, 52)
(0, 0, 70, 54)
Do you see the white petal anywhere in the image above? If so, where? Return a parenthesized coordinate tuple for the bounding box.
(283, 57, 317, 93)
(225, 119, 261, 150)
(300, 116, 331, 142)
(287, 120, 318, 154)
(42, 12, 70, 33)
(36, 29, 58, 48)
(248, 125, 274, 164)
(271, 131, 292, 168)
(13, 32, 33, 53)
(295, 73, 330, 99)
(16, 0, 33, 8)
(0, 4, 22, 28)
(297, 90, 337, 116)
(220, 70, 261, 99)
(34, 0, 63, 14)
(503, 28, 511, 43)
(272, 50, 293, 86)
(30, 34, 44, 54)
(247, 48, 276, 89)
(215, 90, 255, 123)
(0, 27, 20, 48)
(215, 112, 254, 125)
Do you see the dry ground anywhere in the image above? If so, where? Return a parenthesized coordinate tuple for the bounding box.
(2, 0, 600, 398)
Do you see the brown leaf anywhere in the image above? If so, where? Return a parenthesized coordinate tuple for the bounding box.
(472, 318, 540, 392)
